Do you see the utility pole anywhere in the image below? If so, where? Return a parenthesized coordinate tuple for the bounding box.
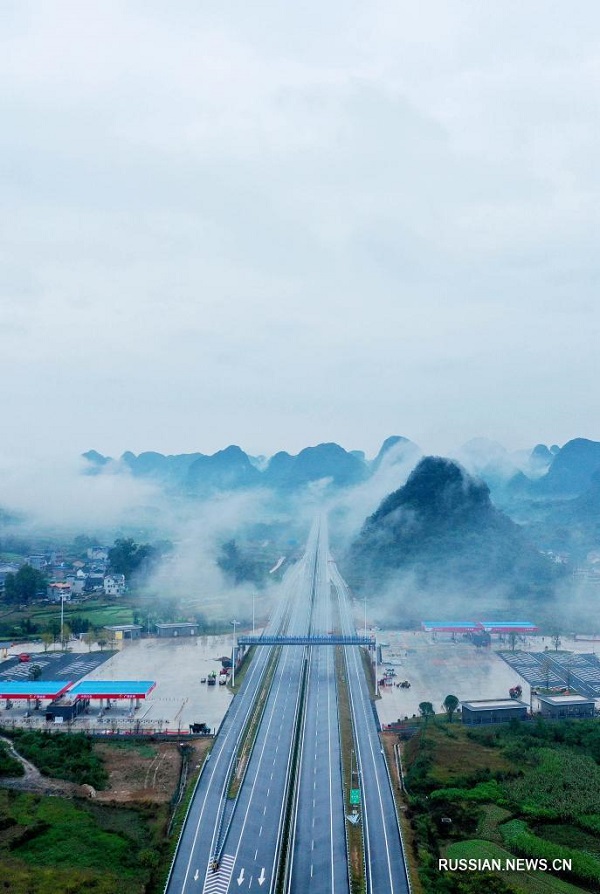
(231, 619, 239, 687)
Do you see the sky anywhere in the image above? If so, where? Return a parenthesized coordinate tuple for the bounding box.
(2, 1, 599, 464)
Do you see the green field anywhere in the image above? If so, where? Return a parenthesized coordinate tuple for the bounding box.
(403, 719, 600, 893)
(445, 841, 587, 894)
(0, 789, 167, 894)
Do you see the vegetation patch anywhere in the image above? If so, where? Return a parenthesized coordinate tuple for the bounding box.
(0, 739, 25, 777)
(504, 749, 600, 819)
(445, 841, 587, 894)
(0, 789, 167, 893)
(4, 730, 108, 789)
(402, 719, 600, 893)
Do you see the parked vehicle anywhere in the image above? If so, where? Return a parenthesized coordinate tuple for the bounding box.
(189, 722, 210, 735)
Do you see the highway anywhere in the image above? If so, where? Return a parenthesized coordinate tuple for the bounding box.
(166, 519, 410, 894)
(164, 555, 305, 894)
(287, 517, 348, 894)
(331, 560, 411, 894)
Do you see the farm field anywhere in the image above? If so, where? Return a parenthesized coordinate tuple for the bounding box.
(0, 731, 210, 892)
(402, 719, 600, 893)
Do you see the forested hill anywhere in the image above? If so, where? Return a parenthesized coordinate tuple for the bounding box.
(349, 456, 560, 602)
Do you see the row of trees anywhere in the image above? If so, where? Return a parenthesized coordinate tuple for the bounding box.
(419, 694, 460, 723)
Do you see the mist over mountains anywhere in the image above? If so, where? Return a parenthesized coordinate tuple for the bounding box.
(82, 436, 421, 496)
(347, 457, 562, 622)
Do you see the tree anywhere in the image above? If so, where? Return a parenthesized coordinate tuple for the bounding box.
(41, 631, 53, 652)
(3, 565, 47, 604)
(508, 631, 518, 651)
(442, 694, 459, 723)
(83, 631, 95, 652)
(419, 701, 435, 725)
(108, 538, 155, 578)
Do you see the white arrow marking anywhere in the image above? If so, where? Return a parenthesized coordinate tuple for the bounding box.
(237, 868, 245, 885)
(193, 869, 199, 881)
(258, 868, 266, 886)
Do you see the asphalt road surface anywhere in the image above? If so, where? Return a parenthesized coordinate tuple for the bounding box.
(166, 519, 410, 894)
(332, 559, 411, 894)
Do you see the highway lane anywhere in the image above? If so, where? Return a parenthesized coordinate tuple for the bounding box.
(288, 518, 348, 894)
(165, 557, 306, 894)
(331, 560, 411, 894)
(215, 530, 316, 893)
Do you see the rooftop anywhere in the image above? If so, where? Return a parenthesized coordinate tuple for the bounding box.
(155, 622, 198, 629)
(68, 680, 156, 699)
(537, 694, 595, 706)
(462, 699, 529, 711)
(0, 681, 72, 700)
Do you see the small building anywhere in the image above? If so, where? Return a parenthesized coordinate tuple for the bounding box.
(48, 582, 71, 602)
(104, 574, 126, 596)
(46, 696, 89, 723)
(155, 622, 198, 638)
(537, 694, 596, 720)
(103, 624, 143, 641)
(27, 555, 47, 571)
(461, 698, 529, 725)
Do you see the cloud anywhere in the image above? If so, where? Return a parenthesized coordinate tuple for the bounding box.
(1, 2, 599, 459)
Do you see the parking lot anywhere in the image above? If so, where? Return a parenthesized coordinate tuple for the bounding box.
(374, 631, 600, 725)
(1, 630, 598, 734)
(0, 636, 236, 733)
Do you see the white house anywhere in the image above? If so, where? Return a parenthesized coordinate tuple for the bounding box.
(103, 574, 126, 596)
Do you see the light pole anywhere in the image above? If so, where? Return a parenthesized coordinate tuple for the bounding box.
(252, 593, 256, 635)
(60, 594, 65, 651)
(231, 619, 239, 687)
(363, 595, 367, 640)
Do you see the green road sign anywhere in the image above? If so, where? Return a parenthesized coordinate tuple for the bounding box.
(349, 789, 361, 805)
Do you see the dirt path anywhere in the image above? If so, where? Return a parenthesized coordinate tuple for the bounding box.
(0, 735, 82, 796)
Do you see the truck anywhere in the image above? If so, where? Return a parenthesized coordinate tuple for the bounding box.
(189, 722, 210, 735)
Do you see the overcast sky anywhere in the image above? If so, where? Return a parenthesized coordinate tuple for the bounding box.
(2, 1, 599, 463)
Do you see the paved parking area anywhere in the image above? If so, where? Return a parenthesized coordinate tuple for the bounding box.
(0, 651, 113, 683)
(375, 632, 600, 725)
(375, 631, 532, 724)
(0, 636, 236, 733)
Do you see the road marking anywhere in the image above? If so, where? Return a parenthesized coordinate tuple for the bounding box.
(254, 849, 258, 860)
(257, 868, 266, 886)
(259, 825, 262, 836)
(201, 853, 235, 894)
(237, 868, 245, 886)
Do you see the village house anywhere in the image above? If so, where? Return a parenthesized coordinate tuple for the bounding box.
(104, 573, 126, 596)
